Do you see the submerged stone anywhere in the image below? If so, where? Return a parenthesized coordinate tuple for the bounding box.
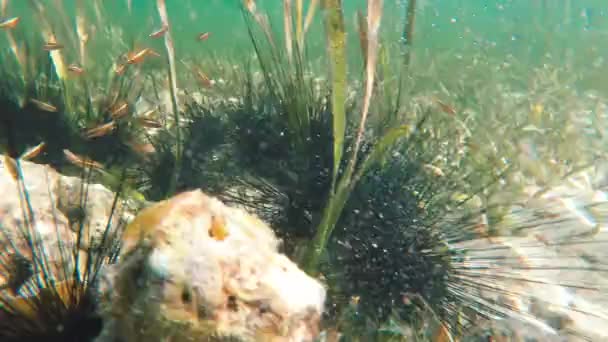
(96, 189, 326, 342)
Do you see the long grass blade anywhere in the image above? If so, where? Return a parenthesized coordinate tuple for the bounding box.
(156, 0, 181, 198)
(403, 0, 417, 66)
(283, 0, 294, 62)
(295, 0, 303, 44)
(345, 0, 383, 182)
(304, 124, 413, 275)
(323, 0, 348, 191)
(302, 0, 319, 41)
(4, 30, 26, 95)
(303, 0, 389, 275)
(356, 10, 368, 68)
(28, 0, 67, 81)
(75, 0, 88, 67)
(244, 0, 277, 51)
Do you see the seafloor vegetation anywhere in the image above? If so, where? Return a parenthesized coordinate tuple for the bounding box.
(1, 0, 607, 341)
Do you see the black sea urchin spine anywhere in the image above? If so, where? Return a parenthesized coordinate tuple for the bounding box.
(0, 119, 126, 342)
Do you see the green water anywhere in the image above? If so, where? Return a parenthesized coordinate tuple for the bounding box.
(3, 1, 607, 91)
(134, 0, 608, 91)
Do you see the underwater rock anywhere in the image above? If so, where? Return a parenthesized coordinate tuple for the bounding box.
(0, 157, 73, 290)
(0, 156, 126, 249)
(96, 189, 325, 342)
(0, 156, 125, 295)
(55, 175, 126, 250)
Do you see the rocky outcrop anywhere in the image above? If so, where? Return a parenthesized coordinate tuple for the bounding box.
(1, 158, 326, 341)
(96, 189, 326, 342)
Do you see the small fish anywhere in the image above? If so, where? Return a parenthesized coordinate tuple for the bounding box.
(126, 48, 150, 64)
(197, 32, 211, 41)
(67, 63, 84, 75)
(147, 49, 161, 57)
(85, 121, 116, 139)
(135, 109, 162, 128)
(3, 154, 19, 181)
(126, 48, 159, 65)
(149, 25, 168, 38)
(137, 117, 163, 129)
(109, 101, 129, 119)
(436, 99, 456, 116)
(209, 214, 228, 241)
(349, 295, 360, 306)
(195, 69, 213, 88)
(30, 98, 58, 112)
(20, 142, 46, 160)
(43, 42, 64, 51)
(63, 149, 104, 170)
(0, 16, 19, 29)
